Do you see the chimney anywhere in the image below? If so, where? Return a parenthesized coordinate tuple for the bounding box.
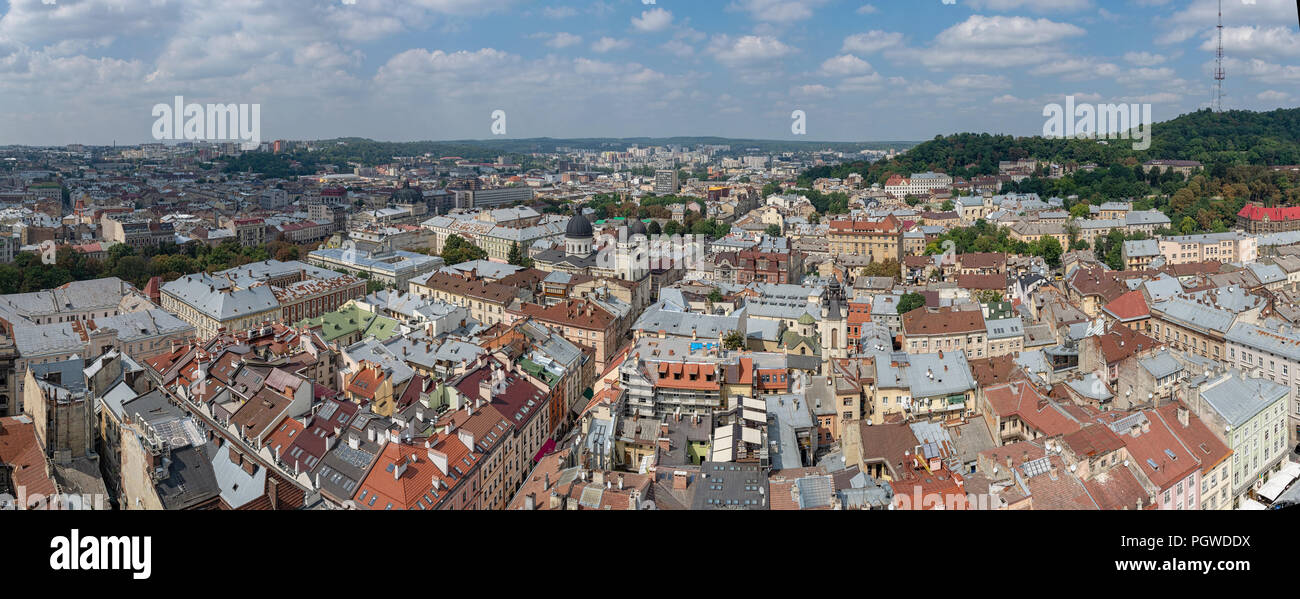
(549, 492, 562, 509)
(1141, 419, 1151, 434)
(268, 478, 279, 510)
(1177, 407, 1189, 428)
(673, 471, 688, 490)
(427, 448, 449, 474)
(592, 470, 605, 485)
(618, 474, 625, 490)
(524, 493, 536, 510)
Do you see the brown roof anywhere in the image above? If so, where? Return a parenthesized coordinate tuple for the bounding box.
(984, 382, 1084, 438)
(0, 417, 57, 505)
(512, 299, 615, 331)
(855, 421, 920, 480)
(901, 306, 986, 336)
(968, 355, 1027, 389)
(419, 271, 519, 305)
(1093, 324, 1159, 364)
(230, 387, 293, 441)
(956, 273, 1005, 291)
(958, 252, 1007, 270)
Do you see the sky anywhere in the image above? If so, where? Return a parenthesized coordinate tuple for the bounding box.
(0, 0, 1297, 146)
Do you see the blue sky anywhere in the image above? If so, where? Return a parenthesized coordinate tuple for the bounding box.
(0, 0, 1297, 145)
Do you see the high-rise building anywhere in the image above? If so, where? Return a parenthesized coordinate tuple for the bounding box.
(654, 169, 680, 194)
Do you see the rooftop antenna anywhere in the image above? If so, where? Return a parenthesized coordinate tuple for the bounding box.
(1213, 0, 1226, 112)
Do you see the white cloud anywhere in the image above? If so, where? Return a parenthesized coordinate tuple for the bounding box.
(841, 30, 903, 54)
(708, 35, 794, 68)
(727, 0, 829, 22)
(819, 54, 873, 76)
(892, 15, 1087, 68)
(1201, 26, 1300, 58)
(542, 6, 578, 18)
(1257, 89, 1294, 103)
(965, 0, 1092, 12)
(545, 33, 583, 49)
(591, 37, 631, 53)
(631, 8, 673, 33)
(661, 40, 695, 58)
(1123, 51, 1167, 66)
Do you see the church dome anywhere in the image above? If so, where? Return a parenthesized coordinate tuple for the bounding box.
(566, 209, 593, 238)
(627, 218, 648, 236)
(390, 181, 422, 204)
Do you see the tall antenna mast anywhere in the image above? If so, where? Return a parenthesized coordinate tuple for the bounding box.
(1213, 0, 1225, 112)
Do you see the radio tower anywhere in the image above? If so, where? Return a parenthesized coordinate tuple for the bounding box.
(1213, 0, 1225, 112)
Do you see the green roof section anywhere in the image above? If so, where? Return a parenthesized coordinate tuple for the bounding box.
(296, 303, 399, 343)
(518, 358, 561, 388)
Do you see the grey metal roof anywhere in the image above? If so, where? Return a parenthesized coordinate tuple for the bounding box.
(1226, 322, 1300, 362)
(1151, 297, 1236, 334)
(985, 317, 1024, 340)
(794, 475, 834, 509)
(162, 273, 279, 320)
(0, 277, 139, 320)
(1067, 373, 1112, 401)
(633, 303, 741, 338)
(1139, 353, 1183, 379)
(1123, 239, 1160, 257)
(209, 441, 268, 509)
(1126, 210, 1170, 226)
(14, 322, 85, 357)
(1246, 262, 1287, 285)
(95, 309, 195, 341)
(1199, 372, 1289, 428)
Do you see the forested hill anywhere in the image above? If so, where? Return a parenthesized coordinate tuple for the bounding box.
(799, 107, 1300, 187)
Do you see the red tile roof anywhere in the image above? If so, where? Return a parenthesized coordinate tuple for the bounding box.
(1238, 204, 1300, 222)
(956, 273, 1005, 291)
(901, 305, 986, 336)
(653, 361, 720, 391)
(1102, 290, 1150, 322)
(354, 435, 477, 510)
(0, 417, 57, 506)
(984, 382, 1084, 438)
(1094, 325, 1159, 364)
(1119, 409, 1201, 491)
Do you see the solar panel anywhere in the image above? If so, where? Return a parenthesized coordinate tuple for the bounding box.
(1021, 457, 1052, 477)
(579, 486, 604, 508)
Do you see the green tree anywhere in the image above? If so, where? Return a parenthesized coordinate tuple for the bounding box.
(507, 241, 533, 267)
(708, 287, 723, 303)
(441, 234, 488, 265)
(722, 329, 746, 350)
(897, 292, 926, 314)
(764, 224, 782, 237)
(647, 220, 662, 235)
(860, 259, 901, 282)
(1034, 236, 1064, 268)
